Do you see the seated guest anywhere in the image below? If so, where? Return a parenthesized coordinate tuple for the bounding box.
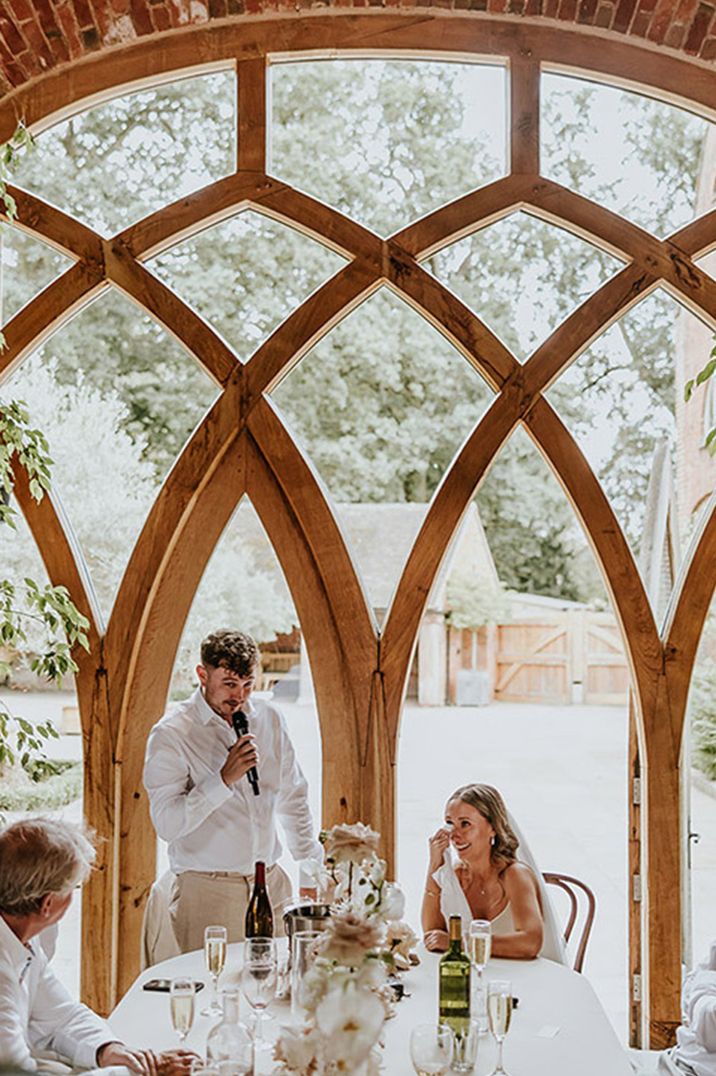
(422, 783, 552, 959)
(656, 940, 716, 1075)
(0, 818, 193, 1074)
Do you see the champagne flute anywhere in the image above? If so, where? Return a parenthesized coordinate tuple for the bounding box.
(468, 919, 491, 1034)
(170, 976, 195, 1045)
(240, 937, 277, 1053)
(409, 1023, 454, 1075)
(202, 925, 227, 1017)
(487, 980, 513, 1075)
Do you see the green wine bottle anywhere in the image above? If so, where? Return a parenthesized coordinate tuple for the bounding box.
(439, 915, 471, 1037)
(245, 861, 274, 938)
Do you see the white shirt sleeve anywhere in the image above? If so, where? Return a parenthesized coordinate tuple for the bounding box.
(0, 956, 36, 1069)
(691, 994, 716, 1053)
(275, 713, 323, 886)
(4, 956, 114, 1071)
(144, 725, 232, 842)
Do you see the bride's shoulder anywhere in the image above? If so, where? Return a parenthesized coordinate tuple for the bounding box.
(501, 860, 539, 891)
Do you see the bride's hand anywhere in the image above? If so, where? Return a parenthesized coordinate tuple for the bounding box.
(424, 930, 449, 952)
(428, 828, 450, 871)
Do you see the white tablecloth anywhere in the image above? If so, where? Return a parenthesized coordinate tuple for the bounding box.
(109, 944, 633, 1075)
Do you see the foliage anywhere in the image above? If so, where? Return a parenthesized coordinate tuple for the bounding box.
(0, 123, 90, 784)
(0, 392, 89, 778)
(684, 346, 716, 455)
(0, 122, 33, 222)
(691, 659, 716, 779)
(0, 759, 82, 811)
(445, 570, 511, 630)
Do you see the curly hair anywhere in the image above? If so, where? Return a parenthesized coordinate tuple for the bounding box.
(200, 629, 260, 677)
(447, 783, 519, 867)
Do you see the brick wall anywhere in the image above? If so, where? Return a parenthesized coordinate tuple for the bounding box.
(0, 0, 714, 96)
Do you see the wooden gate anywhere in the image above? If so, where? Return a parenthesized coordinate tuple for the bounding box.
(494, 610, 629, 705)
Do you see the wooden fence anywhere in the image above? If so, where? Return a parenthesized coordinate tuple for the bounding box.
(448, 610, 629, 706)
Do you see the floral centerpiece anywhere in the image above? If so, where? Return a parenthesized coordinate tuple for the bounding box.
(274, 822, 419, 1075)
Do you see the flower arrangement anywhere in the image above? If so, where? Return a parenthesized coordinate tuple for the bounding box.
(273, 822, 419, 1075)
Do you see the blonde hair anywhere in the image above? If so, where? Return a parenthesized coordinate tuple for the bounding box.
(0, 818, 95, 916)
(447, 784, 519, 867)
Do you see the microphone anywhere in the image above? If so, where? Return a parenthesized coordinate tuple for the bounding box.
(231, 708, 260, 796)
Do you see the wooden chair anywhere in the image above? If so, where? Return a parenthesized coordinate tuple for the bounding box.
(543, 872, 596, 974)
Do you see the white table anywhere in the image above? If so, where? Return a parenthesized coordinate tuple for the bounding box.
(110, 944, 633, 1075)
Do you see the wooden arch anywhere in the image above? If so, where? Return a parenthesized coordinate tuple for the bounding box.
(3, 20, 716, 1049)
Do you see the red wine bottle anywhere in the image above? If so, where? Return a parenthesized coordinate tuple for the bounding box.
(245, 861, 274, 938)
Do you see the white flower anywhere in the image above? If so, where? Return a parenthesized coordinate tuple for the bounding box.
(274, 1024, 322, 1073)
(323, 823, 381, 865)
(317, 910, 384, 966)
(384, 920, 419, 971)
(316, 982, 385, 1070)
(378, 882, 405, 922)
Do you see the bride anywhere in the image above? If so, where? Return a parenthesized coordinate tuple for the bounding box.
(422, 782, 563, 961)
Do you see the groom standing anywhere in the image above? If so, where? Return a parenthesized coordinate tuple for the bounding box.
(143, 629, 322, 952)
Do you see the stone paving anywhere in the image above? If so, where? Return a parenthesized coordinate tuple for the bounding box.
(4, 688, 716, 1045)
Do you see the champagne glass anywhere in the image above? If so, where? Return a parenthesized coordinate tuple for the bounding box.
(240, 937, 277, 1053)
(409, 1024, 454, 1075)
(202, 925, 227, 1017)
(468, 919, 492, 1034)
(170, 976, 195, 1045)
(487, 980, 513, 1075)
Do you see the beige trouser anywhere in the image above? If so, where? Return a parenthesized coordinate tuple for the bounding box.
(169, 864, 293, 953)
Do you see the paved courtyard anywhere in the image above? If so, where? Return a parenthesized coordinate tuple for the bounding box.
(5, 688, 716, 1044)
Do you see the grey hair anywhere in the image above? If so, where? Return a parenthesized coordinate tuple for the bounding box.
(0, 818, 96, 916)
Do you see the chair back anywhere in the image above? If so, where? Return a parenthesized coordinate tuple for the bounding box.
(542, 872, 596, 974)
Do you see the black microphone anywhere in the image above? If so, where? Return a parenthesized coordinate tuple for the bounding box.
(231, 708, 260, 796)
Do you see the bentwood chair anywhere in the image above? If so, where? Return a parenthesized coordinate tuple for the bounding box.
(543, 871, 596, 973)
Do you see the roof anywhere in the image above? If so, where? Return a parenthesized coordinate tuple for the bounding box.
(336, 501, 499, 619)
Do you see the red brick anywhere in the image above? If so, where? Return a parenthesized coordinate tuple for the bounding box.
(612, 0, 637, 31)
(0, 12, 26, 50)
(674, 0, 699, 21)
(595, 1, 614, 24)
(6, 0, 33, 21)
(0, 29, 22, 76)
(524, 0, 542, 14)
(55, 1, 83, 54)
(558, 0, 578, 19)
(700, 30, 716, 50)
(151, 0, 169, 23)
(127, 0, 152, 32)
(17, 15, 54, 62)
(14, 45, 44, 75)
(86, 0, 112, 38)
(647, 0, 677, 37)
(684, 0, 714, 50)
(578, 0, 598, 21)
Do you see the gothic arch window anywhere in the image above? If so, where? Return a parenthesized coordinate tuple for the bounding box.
(2, 32, 716, 1049)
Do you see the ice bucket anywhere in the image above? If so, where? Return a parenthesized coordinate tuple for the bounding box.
(283, 903, 332, 941)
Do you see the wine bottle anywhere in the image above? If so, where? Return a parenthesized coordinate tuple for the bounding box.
(439, 915, 471, 1038)
(245, 860, 274, 938)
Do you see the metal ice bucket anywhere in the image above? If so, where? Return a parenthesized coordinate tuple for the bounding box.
(283, 903, 332, 968)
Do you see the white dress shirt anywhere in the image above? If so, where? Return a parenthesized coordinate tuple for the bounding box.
(0, 914, 113, 1071)
(144, 690, 322, 886)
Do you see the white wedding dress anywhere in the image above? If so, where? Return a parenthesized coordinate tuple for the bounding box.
(432, 813, 567, 965)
